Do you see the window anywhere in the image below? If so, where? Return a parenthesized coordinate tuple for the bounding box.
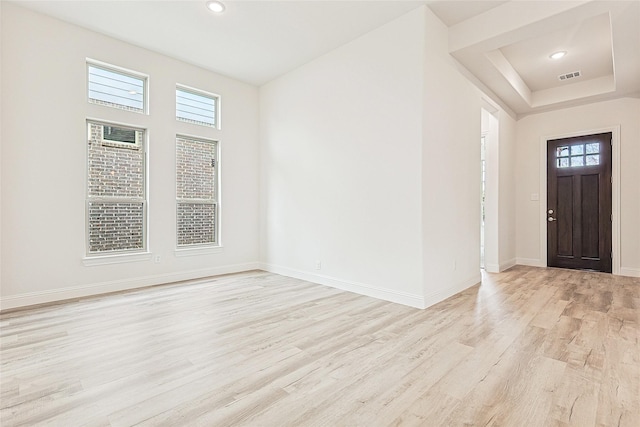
(88, 61, 147, 113)
(86, 121, 146, 254)
(176, 135, 218, 246)
(176, 85, 218, 128)
(556, 142, 600, 168)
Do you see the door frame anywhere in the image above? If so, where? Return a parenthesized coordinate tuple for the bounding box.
(538, 125, 620, 275)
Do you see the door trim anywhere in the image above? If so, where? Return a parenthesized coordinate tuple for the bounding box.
(538, 125, 620, 275)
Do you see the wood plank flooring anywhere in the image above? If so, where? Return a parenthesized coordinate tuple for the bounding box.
(1, 266, 638, 426)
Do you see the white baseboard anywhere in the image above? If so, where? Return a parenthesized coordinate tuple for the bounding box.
(484, 258, 516, 273)
(484, 263, 500, 273)
(0, 262, 260, 311)
(499, 258, 517, 271)
(619, 267, 640, 278)
(258, 263, 426, 309)
(516, 257, 545, 267)
(423, 273, 480, 308)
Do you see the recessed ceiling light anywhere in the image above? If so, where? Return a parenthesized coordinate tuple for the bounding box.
(206, 1, 225, 14)
(549, 51, 567, 60)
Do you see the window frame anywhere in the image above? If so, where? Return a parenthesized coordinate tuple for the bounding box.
(87, 59, 149, 114)
(85, 119, 149, 257)
(175, 134, 220, 249)
(176, 84, 221, 129)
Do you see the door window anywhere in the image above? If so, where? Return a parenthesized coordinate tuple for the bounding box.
(556, 142, 600, 168)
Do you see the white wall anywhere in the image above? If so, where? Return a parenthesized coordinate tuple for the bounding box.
(421, 8, 483, 304)
(515, 97, 640, 276)
(0, 3, 3, 296)
(259, 6, 517, 308)
(0, 4, 260, 309)
(259, 8, 425, 307)
(498, 110, 517, 270)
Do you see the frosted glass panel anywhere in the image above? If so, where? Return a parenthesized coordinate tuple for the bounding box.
(571, 156, 584, 166)
(557, 146, 569, 157)
(586, 155, 600, 166)
(571, 145, 584, 155)
(586, 143, 599, 154)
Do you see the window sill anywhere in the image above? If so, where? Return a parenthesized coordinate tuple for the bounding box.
(175, 245, 223, 257)
(83, 252, 152, 266)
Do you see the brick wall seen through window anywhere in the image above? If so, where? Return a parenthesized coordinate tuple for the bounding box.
(87, 121, 146, 253)
(176, 135, 218, 246)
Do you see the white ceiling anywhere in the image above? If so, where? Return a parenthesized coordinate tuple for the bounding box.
(12, 0, 425, 86)
(499, 13, 614, 92)
(11, 0, 640, 117)
(447, 0, 640, 116)
(427, 0, 507, 26)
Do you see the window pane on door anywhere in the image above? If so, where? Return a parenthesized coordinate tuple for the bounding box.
(586, 155, 600, 165)
(557, 146, 569, 157)
(586, 143, 599, 154)
(570, 145, 584, 155)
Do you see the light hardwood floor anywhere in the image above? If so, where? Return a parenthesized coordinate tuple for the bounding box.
(1, 266, 638, 426)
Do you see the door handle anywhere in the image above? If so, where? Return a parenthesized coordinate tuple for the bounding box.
(548, 217, 557, 222)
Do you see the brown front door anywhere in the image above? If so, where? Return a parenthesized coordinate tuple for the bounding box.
(547, 133, 612, 272)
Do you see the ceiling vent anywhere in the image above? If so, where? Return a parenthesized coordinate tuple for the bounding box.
(558, 71, 581, 81)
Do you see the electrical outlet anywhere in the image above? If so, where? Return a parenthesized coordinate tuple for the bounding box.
(154, 255, 161, 263)
(315, 261, 322, 270)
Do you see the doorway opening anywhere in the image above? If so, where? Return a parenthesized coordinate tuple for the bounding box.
(480, 107, 498, 272)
